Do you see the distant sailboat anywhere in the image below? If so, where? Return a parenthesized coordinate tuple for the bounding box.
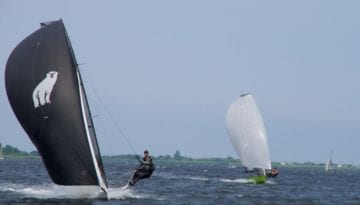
(5, 20, 108, 197)
(0, 143, 4, 160)
(226, 94, 275, 184)
(325, 150, 335, 172)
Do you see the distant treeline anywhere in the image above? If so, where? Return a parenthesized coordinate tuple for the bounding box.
(2, 145, 237, 163)
(1, 145, 357, 168)
(1, 144, 39, 157)
(104, 150, 239, 163)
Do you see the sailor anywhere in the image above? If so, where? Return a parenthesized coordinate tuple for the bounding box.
(128, 150, 154, 186)
(136, 150, 153, 171)
(267, 167, 279, 178)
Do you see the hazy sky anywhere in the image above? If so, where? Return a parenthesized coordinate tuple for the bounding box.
(1, 1, 359, 164)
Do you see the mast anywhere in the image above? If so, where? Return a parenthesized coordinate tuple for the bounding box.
(62, 21, 108, 191)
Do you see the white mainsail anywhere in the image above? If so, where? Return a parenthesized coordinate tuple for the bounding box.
(226, 94, 271, 173)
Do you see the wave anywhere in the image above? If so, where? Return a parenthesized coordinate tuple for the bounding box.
(158, 172, 262, 183)
(159, 172, 211, 181)
(186, 176, 210, 181)
(1, 183, 76, 199)
(0, 183, 148, 200)
(228, 164, 237, 169)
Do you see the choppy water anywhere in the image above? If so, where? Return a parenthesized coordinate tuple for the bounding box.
(1, 158, 360, 204)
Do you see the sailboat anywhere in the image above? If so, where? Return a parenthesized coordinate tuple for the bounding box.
(5, 20, 108, 197)
(226, 94, 272, 184)
(0, 143, 4, 160)
(325, 150, 335, 172)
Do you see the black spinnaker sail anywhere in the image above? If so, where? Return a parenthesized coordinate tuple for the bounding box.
(5, 20, 108, 194)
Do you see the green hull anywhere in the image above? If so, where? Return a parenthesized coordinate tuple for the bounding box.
(249, 175, 267, 184)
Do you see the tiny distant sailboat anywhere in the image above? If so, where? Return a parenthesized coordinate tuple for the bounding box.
(325, 150, 335, 172)
(226, 94, 276, 184)
(0, 143, 4, 160)
(5, 20, 108, 197)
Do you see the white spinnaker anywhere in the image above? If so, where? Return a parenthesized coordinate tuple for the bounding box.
(226, 94, 271, 171)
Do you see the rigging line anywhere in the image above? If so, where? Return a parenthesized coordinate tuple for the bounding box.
(111, 169, 134, 183)
(79, 69, 138, 156)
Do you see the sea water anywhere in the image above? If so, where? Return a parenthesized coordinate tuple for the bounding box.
(1, 158, 360, 204)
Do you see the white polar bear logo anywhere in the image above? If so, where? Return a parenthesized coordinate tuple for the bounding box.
(32, 71, 59, 108)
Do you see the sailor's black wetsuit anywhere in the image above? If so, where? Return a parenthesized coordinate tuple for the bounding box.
(128, 156, 154, 185)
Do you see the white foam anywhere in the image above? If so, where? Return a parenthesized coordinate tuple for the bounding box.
(107, 187, 138, 199)
(2, 183, 106, 199)
(187, 176, 209, 181)
(228, 165, 237, 169)
(220, 178, 252, 183)
(107, 186, 166, 201)
(2, 184, 67, 199)
(265, 179, 276, 184)
(1, 180, 169, 201)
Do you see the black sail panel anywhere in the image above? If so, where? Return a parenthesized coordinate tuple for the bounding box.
(5, 20, 104, 186)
